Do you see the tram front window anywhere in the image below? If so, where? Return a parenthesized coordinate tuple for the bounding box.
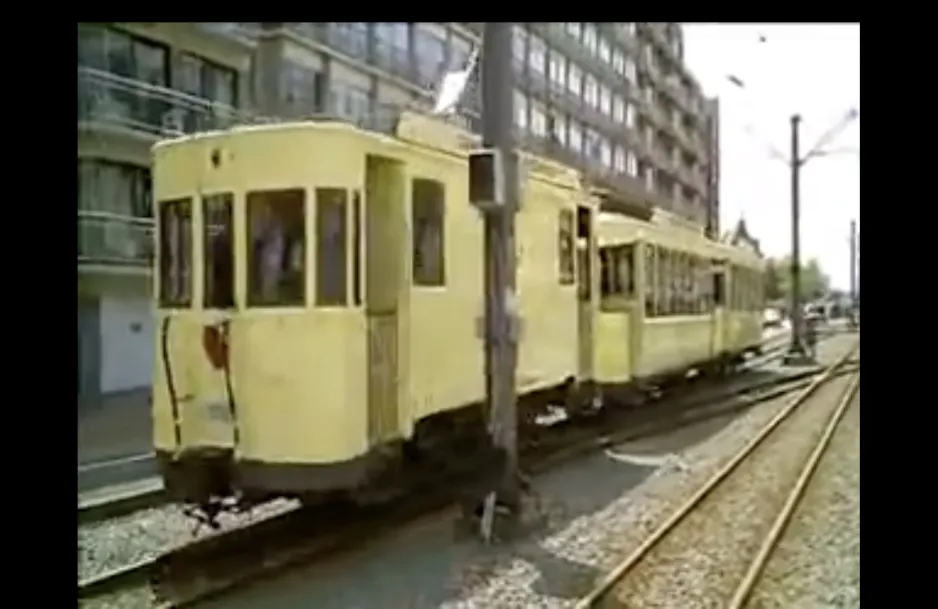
(158, 198, 193, 308)
(246, 188, 306, 307)
(203, 193, 235, 309)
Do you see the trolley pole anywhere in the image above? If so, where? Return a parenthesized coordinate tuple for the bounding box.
(478, 22, 521, 537)
(848, 219, 858, 329)
(783, 114, 812, 365)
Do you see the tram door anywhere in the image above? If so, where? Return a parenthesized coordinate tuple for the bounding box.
(364, 155, 406, 444)
(710, 262, 728, 358)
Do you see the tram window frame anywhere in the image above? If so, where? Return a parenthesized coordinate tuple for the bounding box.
(713, 265, 726, 307)
(600, 247, 619, 298)
(412, 178, 446, 287)
(246, 188, 307, 308)
(558, 209, 575, 286)
(656, 247, 670, 317)
(202, 193, 235, 310)
(158, 198, 193, 308)
(644, 244, 656, 316)
(351, 190, 363, 307)
(315, 188, 349, 307)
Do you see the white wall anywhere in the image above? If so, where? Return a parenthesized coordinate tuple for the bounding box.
(99, 296, 154, 393)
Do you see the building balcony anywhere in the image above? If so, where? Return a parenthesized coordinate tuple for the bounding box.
(78, 66, 256, 141)
(78, 211, 153, 273)
(536, 24, 626, 95)
(194, 23, 261, 48)
(659, 75, 691, 113)
(600, 24, 638, 55)
(286, 23, 370, 62)
(644, 23, 670, 53)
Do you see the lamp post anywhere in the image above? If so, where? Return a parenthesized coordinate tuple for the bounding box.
(725, 75, 858, 364)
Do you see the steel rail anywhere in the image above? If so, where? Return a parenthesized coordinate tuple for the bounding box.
(574, 340, 859, 608)
(726, 372, 860, 608)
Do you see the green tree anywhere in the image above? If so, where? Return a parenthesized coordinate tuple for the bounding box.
(764, 258, 783, 301)
(765, 256, 830, 302)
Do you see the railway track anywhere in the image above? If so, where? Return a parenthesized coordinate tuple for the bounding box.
(77, 332, 839, 608)
(573, 342, 859, 609)
(78, 480, 166, 526)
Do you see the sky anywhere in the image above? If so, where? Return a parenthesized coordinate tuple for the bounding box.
(682, 24, 860, 291)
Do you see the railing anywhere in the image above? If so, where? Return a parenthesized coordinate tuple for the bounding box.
(77, 66, 260, 138)
(78, 211, 154, 269)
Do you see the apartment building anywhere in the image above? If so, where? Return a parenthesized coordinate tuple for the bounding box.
(76, 22, 719, 405)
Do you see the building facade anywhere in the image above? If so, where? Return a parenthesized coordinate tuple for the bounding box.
(77, 22, 719, 405)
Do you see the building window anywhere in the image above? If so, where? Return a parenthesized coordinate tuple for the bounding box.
(329, 82, 371, 122)
(613, 146, 625, 173)
(565, 22, 582, 39)
(512, 26, 528, 65)
(625, 58, 637, 84)
(584, 128, 601, 161)
(529, 34, 546, 74)
(514, 90, 529, 131)
(530, 102, 547, 137)
(568, 62, 582, 96)
(414, 26, 446, 85)
(281, 60, 325, 116)
(613, 96, 625, 123)
(584, 73, 598, 108)
(78, 159, 152, 218)
(600, 138, 612, 168)
(549, 53, 566, 88)
(412, 178, 446, 287)
(569, 120, 583, 153)
(599, 84, 612, 116)
(375, 22, 409, 51)
(158, 198, 193, 308)
(598, 37, 611, 64)
(612, 49, 625, 75)
(627, 103, 638, 129)
(627, 151, 638, 177)
(173, 53, 238, 132)
(315, 188, 348, 306)
(450, 34, 473, 71)
(583, 24, 598, 54)
(551, 112, 567, 144)
(246, 188, 306, 307)
(78, 24, 170, 85)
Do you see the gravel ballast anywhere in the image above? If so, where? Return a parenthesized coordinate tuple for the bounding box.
(604, 368, 856, 608)
(78, 498, 299, 583)
(442, 335, 858, 609)
(742, 390, 860, 609)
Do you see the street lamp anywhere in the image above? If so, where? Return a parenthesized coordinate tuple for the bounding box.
(725, 75, 858, 364)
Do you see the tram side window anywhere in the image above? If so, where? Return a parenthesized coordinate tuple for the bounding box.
(351, 190, 362, 306)
(316, 188, 348, 306)
(656, 248, 671, 317)
(412, 178, 446, 287)
(600, 248, 617, 297)
(644, 245, 656, 316)
(158, 198, 192, 308)
(246, 188, 306, 307)
(713, 266, 726, 307)
(203, 193, 235, 309)
(558, 209, 575, 286)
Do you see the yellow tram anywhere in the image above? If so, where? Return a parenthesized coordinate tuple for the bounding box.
(150, 110, 764, 510)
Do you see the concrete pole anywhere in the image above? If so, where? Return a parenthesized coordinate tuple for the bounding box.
(784, 114, 811, 364)
(480, 23, 521, 517)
